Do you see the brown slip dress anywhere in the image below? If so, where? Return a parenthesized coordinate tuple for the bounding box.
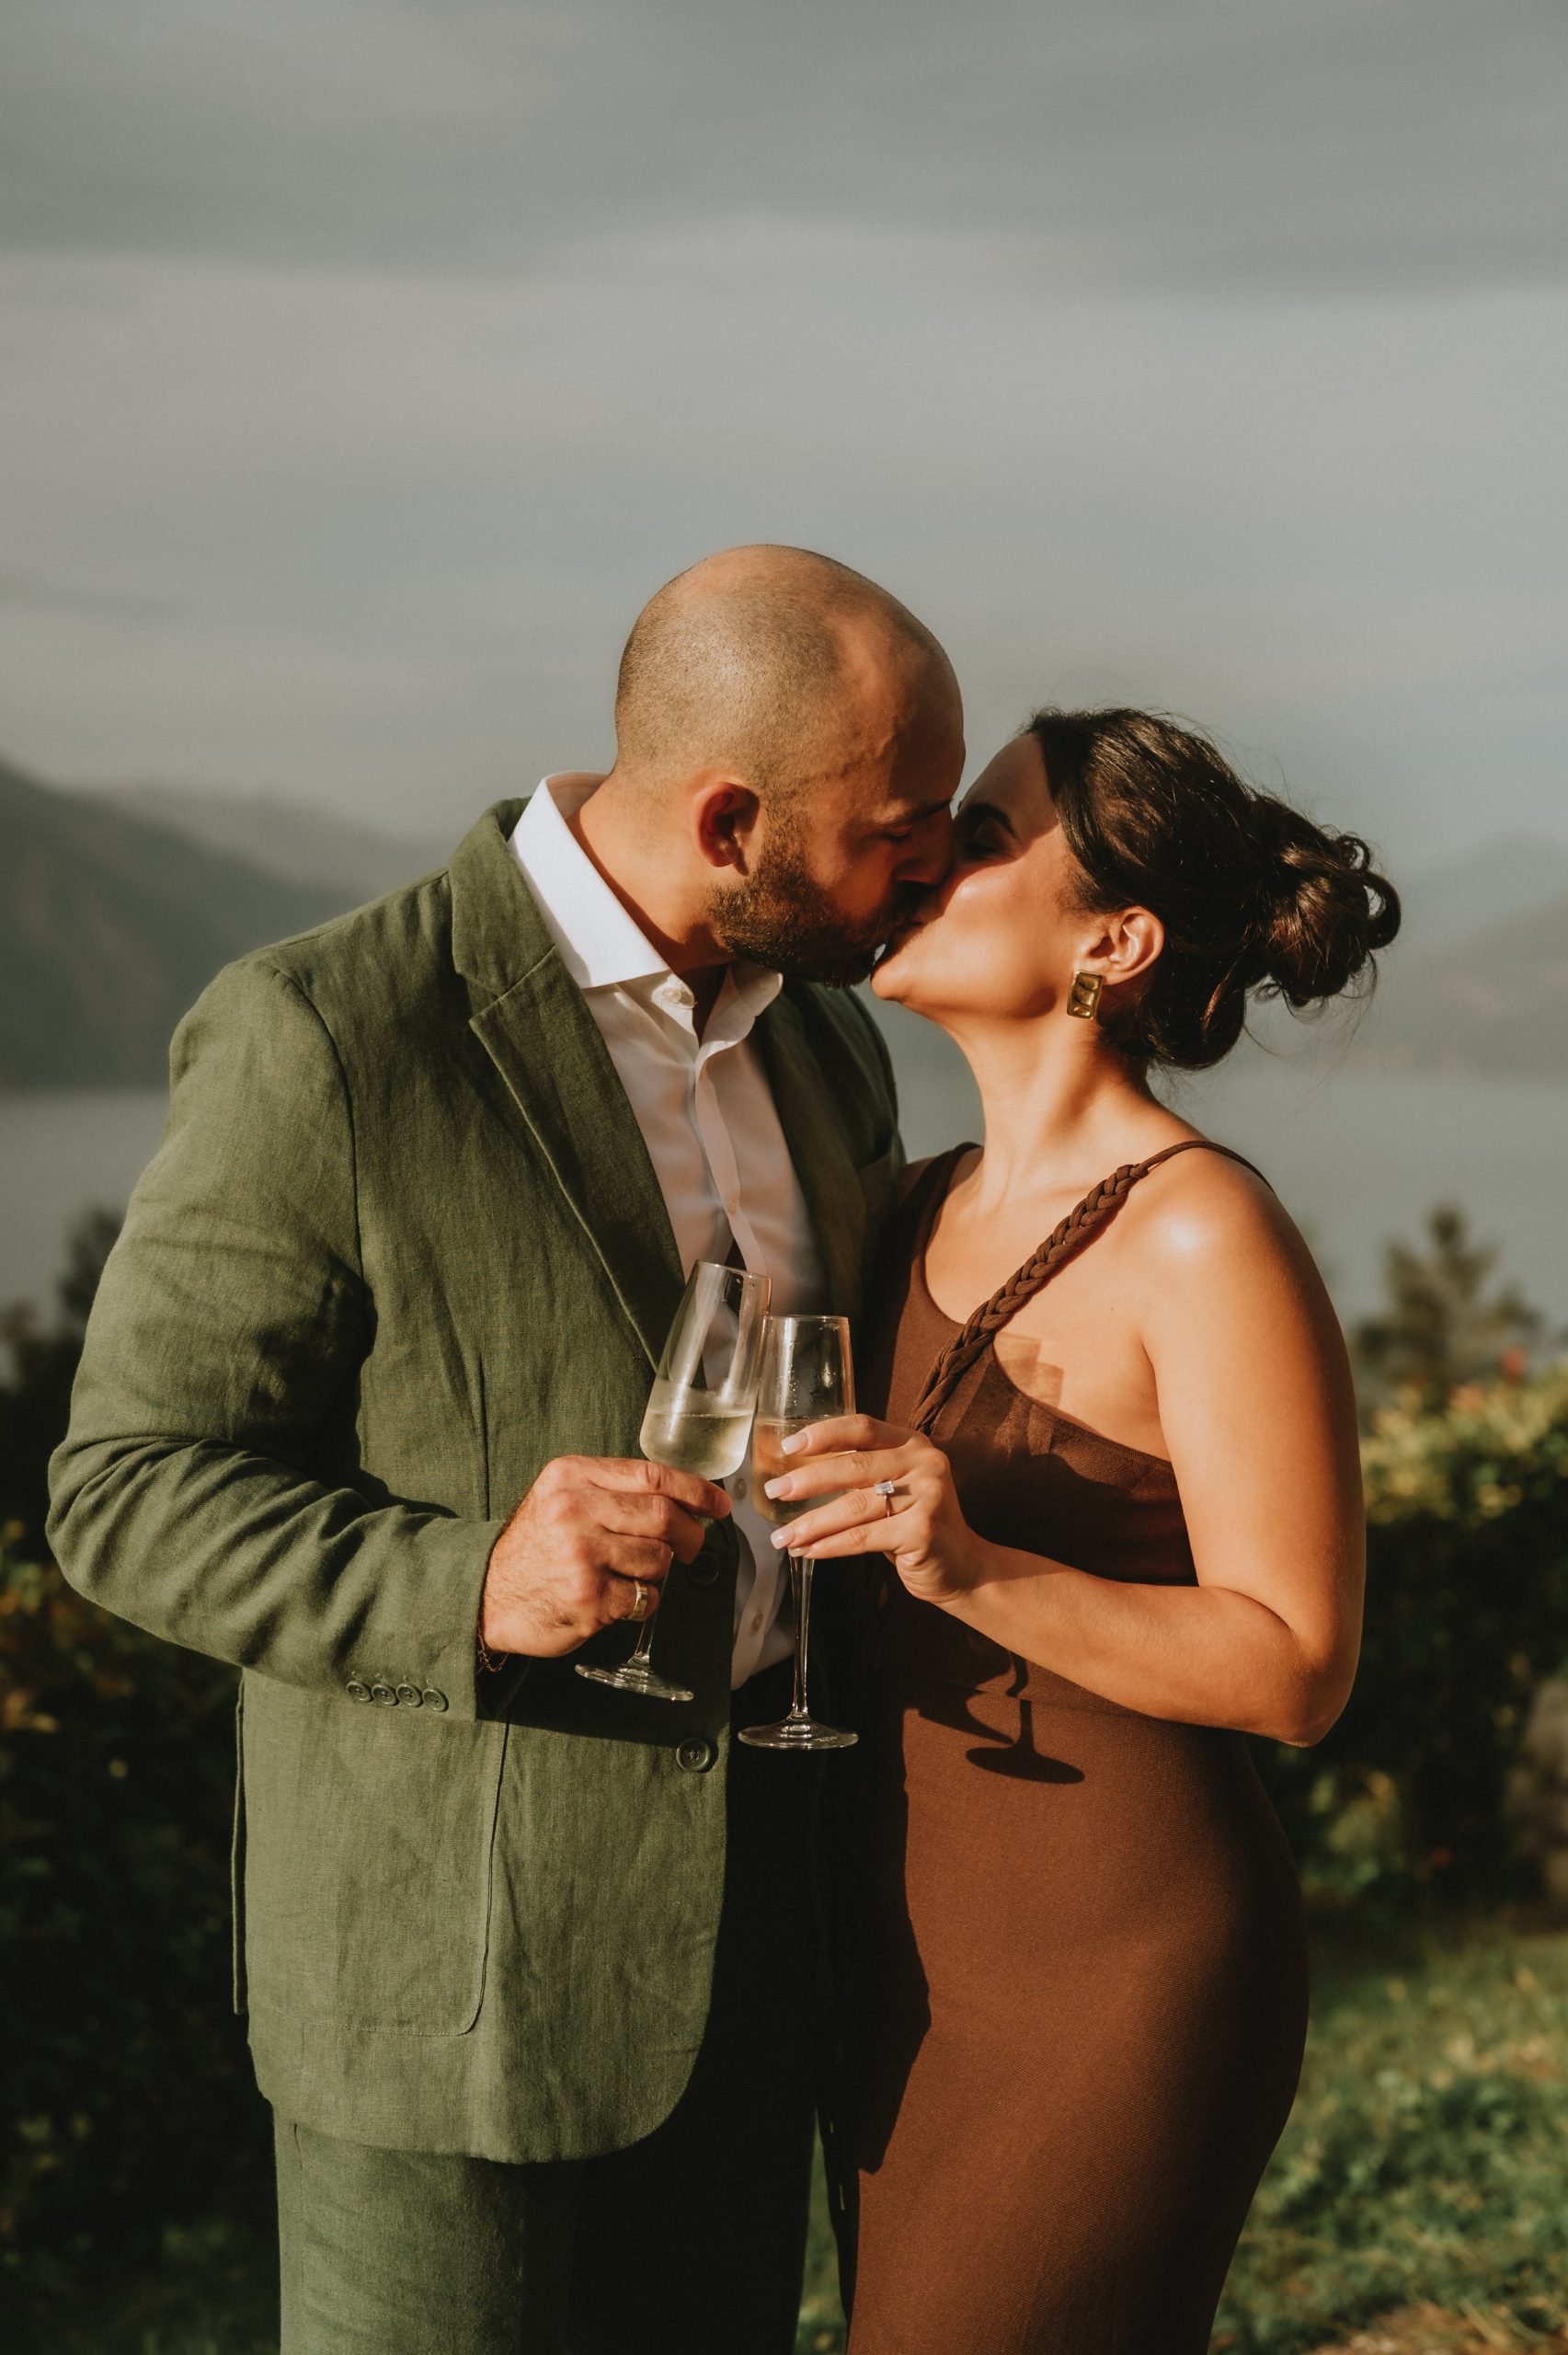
(834, 1143, 1309, 2355)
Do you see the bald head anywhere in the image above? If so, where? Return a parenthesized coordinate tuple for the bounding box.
(612, 544, 955, 802)
(576, 546, 963, 989)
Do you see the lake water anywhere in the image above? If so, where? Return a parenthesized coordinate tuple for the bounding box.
(2, 1035, 1565, 1333)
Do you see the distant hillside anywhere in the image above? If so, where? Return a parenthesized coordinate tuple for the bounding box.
(101, 783, 450, 904)
(8, 752, 1567, 1089)
(1394, 834, 1568, 950)
(1367, 892, 1568, 1081)
(0, 758, 350, 1087)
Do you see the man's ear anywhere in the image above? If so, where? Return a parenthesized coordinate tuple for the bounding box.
(692, 778, 762, 874)
(1078, 905, 1164, 987)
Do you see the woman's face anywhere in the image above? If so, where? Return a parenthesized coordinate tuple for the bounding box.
(871, 733, 1090, 1024)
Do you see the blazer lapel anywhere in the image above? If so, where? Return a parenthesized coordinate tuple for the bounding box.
(448, 804, 872, 1357)
(755, 989, 867, 1321)
(452, 804, 685, 1370)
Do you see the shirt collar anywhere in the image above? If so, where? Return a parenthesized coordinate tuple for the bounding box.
(509, 774, 783, 1025)
(509, 774, 667, 991)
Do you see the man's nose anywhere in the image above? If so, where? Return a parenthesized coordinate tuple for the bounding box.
(899, 815, 956, 890)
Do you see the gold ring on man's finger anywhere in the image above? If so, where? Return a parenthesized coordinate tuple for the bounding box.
(629, 1579, 650, 1620)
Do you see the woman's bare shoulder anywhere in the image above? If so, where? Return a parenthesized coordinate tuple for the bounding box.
(1125, 1136, 1323, 1298)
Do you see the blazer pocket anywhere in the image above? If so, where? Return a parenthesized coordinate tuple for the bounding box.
(244, 1683, 509, 2038)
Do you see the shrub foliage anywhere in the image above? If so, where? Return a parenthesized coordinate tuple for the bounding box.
(1260, 1370, 1568, 1904)
(0, 1534, 269, 2288)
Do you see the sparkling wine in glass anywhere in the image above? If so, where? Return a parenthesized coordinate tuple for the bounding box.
(739, 1314, 858, 1752)
(578, 1258, 770, 1703)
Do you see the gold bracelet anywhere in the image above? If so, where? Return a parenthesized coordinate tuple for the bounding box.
(476, 1624, 505, 1674)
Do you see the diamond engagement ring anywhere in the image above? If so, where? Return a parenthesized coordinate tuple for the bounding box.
(873, 1479, 898, 1518)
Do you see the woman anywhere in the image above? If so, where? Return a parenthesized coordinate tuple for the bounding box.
(761, 708, 1399, 2355)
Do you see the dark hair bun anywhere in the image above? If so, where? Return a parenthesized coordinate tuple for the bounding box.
(1245, 797, 1401, 1009)
(1027, 707, 1402, 1072)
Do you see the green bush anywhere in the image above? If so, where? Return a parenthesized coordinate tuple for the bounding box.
(0, 1532, 271, 2303)
(1259, 1370, 1568, 1905)
(0, 1209, 119, 1552)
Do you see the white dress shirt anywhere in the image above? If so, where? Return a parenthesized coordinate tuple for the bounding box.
(509, 774, 826, 1684)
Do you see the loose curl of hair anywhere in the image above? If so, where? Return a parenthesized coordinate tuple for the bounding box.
(1026, 707, 1402, 1072)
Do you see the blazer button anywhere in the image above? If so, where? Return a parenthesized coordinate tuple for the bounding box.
(675, 1738, 716, 1775)
(395, 1683, 422, 1708)
(686, 1557, 719, 1589)
(370, 1683, 396, 1706)
(345, 1680, 372, 1703)
(421, 1688, 450, 1714)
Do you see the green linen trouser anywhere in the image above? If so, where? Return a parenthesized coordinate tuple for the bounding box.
(273, 1664, 820, 2355)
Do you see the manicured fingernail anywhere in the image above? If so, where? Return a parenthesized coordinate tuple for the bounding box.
(762, 1476, 787, 1499)
(770, 1528, 789, 1548)
(780, 1432, 807, 1455)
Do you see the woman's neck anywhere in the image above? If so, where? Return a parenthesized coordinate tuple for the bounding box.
(942, 1012, 1173, 1212)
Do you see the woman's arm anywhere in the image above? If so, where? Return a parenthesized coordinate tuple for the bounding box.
(763, 1166, 1365, 1747)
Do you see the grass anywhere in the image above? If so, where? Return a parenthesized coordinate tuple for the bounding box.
(1212, 1913, 1568, 2354)
(11, 1916, 1568, 2354)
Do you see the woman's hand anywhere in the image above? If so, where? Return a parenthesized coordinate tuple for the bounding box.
(761, 1414, 987, 1608)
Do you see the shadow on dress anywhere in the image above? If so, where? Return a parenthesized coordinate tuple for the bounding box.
(920, 1658, 1088, 1786)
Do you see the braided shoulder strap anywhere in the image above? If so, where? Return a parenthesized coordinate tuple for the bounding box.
(908, 1139, 1268, 1437)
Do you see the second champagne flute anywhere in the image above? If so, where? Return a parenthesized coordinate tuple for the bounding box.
(741, 1313, 858, 1751)
(578, 1258, 771, 1703)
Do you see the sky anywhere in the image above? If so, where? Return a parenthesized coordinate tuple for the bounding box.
(3, 0, 1566, 863)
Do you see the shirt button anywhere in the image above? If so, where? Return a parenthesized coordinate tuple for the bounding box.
(370, 1683, 396, 1706)
(395, 1683, 423, 1708)
(675, 1738, 716, 1775)
(420, 1688, 450, 1713)
(345, 1680, 372, 1703)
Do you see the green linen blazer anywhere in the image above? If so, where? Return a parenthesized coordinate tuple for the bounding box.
(48, 800, 900, 2163)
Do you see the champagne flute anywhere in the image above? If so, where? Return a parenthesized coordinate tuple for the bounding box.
(740, 1314, 858, 1751)
(578, 1258, 771, 1703)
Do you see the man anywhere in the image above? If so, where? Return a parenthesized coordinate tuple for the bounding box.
(49, 545, 964, 2352)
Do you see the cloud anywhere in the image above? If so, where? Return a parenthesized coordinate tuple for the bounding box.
(1, 1, 1563, 864)
(4, 0, 1565, 295)
(2, 222, 1563, 856)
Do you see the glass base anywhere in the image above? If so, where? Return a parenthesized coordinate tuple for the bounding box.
(738, 1714, 857, 1752)
(576, 1660, 694, 1704)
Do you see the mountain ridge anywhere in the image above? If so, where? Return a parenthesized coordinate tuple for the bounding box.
(93, 782, 452, 903)
(6, 759, 1566, 1089)
(0, 758, 351, 1087)
(1366, 890, 1568, 1082)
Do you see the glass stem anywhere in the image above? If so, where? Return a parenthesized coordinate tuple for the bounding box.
(628, 1614, 657, 1670)
(788, 1554, 813, 1723)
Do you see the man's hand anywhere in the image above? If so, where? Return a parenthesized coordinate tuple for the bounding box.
(480, 1455, 732, 1660)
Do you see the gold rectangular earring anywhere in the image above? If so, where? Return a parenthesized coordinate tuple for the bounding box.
(1066, 971, 1104, 1020)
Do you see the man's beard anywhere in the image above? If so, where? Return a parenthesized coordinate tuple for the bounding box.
(711, 835, 903, 988)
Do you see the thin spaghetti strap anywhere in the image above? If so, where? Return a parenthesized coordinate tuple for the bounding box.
(908, 1138, 1270, 1435)
(1138, 1139, 1272, 1190)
